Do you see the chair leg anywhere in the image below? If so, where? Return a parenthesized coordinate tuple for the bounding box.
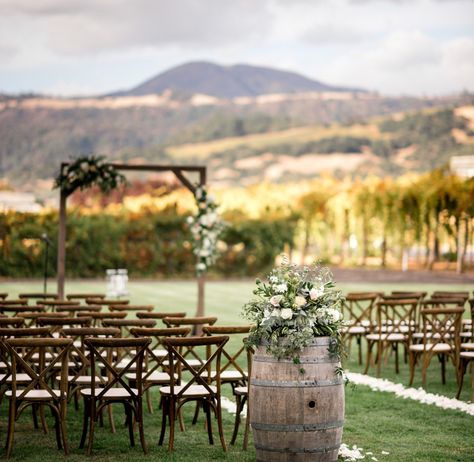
(86, 399, 96, 456)
(376, 341, 382, 377)
(39, 404, 48, 434)
(108, 403, 116, 433)
(5, 399, 16, 458)
(357, 336, 362, 365)
(54, 411, 63, 450)
(408, 351, 416, 386)
(364, 340, 374, 374)
(204, 401, 214, 445)
(146, 388, 153, 413)
(230, 395, 242, 445)
(125, 403, 135, 447)
(216, 399, 227, 452)
(440, 354, 446, 385)
(137, 399, 147, 454)
(394, 343, 399, 374)
(79, 398, 90, 449)
(60, 401, 69, 456)
(31, 404, 39, 430)
(158, 397, 167, 446)
(168, 398, 176, 452)
(242, 395, 250, 450)
(192, 401, 200, 425)
(456, 358, 466, 399)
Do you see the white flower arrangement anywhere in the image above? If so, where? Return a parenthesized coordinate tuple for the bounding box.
(54, 155, 126, 197)
(242, 258, 345, 361)
(187, 185, 225, 275)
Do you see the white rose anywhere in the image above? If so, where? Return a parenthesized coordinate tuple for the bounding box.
(310, 287, 324, 300)
(295, 295, 306, 307)
(269, 276, 278, 284)
(270, 295, 282, 307)
(275, 283, 288, 293)
(80, 162, 89, 172)
(280, 308, 293, 320)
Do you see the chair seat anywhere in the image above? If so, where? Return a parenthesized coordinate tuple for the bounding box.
(201, 370, 247, 381)
(151, 349, 167, 358)
(234, 386, 248, 396)
(1, 373, 34, 383)
(160, 384, 217, 398)
(460, 332, 472, 339)
(81, 387, 139, 399)
(55, 375, 104, 385)
(342, 326, 366, 335)
(461, 342, 474, 350)
(115, 359, 137, 371)
(5, 389, 61, 399)
(409, 343, 452, 353)
(366, 333, 405, 342)
(460, 351, 474, 359)
(126, 371, 175, 384)
(162, 359, 202, 368)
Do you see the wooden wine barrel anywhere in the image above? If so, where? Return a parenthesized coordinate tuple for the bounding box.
(249, 337, 344, 462)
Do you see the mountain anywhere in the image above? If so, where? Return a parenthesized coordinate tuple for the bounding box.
(113, 61, 363, 98)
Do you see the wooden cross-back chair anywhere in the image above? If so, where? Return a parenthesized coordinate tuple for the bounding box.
(158, 335, 229, 452)
(203, 325, 253, 449)
(19, 293, 58, 301)
(129, 327, 191, 412)
(365, 299, 418, 376)
(66, 293, 106, 301)
(37, 300, 79, 312)
(341, 292, 379, 365)
(0, 299, 28, 307)
(162, 316, 218, 368)
(136, 311, 187, 325)
(58, 327, 121, 410)
(0, 304, 46, 317)
(86, 298, 129, 306)
(37, 316, 93, 334)
(77, 310, 127, 326)
(80, 337, 151, 455)
(456, 298, 474, 401)
(0, 317, 25, 328)
(108, 305, 154, 313)
(17, 311, 68, 327)
(409, 307, 463, 388)
(55, 304, 102, 317)
(4, 337, 73, 457)
(432, 291, 470, 302)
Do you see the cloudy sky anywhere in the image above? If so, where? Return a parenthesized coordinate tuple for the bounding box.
(0, 0, 473, 96)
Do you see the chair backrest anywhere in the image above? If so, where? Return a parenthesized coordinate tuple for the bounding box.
(0, 305, 45, 316)
(162, 316, 217, 329)
(66, 293, 106, 301)
(374, 299, 419, 337)
(38, 300, 78, 310)
(432, 291, 469, 303)
(390, 291, 427, 300)
(0, 299, 28, 306)
(130, 327, 191, 381)
(136, 311, 187, 321)
(19, 293, 58, 300)
(86, 298, 129, 306)
(5, 337, 72, 401)
(37, 316, 92, 332)
(56, 305, 102, 315)
(163, 335, 229, 398)
(108, 305, 154, 312)
(60, 327, 121, 382)
(420, 307, 463, 354)
(342, 293, 379, 328)
(422, 298, 465, 309)
(77, 311, 127, 326)
(203, 326, 252, 379)
(17, 311, 68, 327)
(102, 319, 156, 336)
(85, 337, 151, 399)
(0, 317, 25, 328)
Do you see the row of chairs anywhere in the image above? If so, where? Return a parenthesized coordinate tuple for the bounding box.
(0, 309, 253, 457)
(342, 290, 474, 399)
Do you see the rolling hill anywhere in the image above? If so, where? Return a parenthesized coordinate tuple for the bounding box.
(112, 61, 363, 98)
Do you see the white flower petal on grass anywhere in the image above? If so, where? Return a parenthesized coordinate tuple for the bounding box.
(339, 443, 365, 461)
(382, 451, 390, 455)
(346, 372, 474, 416)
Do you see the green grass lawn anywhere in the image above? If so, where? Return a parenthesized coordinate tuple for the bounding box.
(0, 279, 473, 461)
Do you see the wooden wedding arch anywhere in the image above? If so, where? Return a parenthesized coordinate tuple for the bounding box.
(56, 162, 207, 316)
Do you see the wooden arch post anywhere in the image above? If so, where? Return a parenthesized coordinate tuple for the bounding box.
(56, 163, 206, 317)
